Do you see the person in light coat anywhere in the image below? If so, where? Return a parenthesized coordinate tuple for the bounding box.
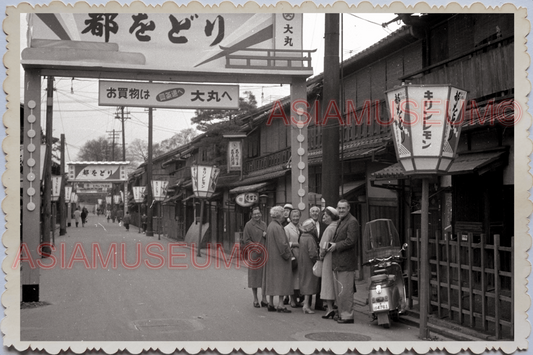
(284, 209, 302, 307)
(263, 206, 293, 313)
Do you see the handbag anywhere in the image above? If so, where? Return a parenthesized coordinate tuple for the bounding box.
(290, 248, 298, 270)
(313, 260, 323, 277)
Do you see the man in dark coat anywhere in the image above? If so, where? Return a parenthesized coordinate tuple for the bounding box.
(328, 199, 360, 323)
(242, 206, 268, 308)
(309, 205, 327, 310)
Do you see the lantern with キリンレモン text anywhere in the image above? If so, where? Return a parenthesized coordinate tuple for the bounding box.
(385, 84, 467, 175)
(191, 165, 220, 199)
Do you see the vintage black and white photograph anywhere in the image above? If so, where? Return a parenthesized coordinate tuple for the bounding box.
(3, 1, 530, 353)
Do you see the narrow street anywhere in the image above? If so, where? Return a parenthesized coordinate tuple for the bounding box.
(20, 213, 449, 342)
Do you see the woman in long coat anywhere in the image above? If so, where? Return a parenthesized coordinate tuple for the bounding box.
(242, 206, 268, 308)
(319, 206, 340, 319)
(297, 219, 319, 314)
(263, 206, 293, 313)
(284, 209, 301, 307)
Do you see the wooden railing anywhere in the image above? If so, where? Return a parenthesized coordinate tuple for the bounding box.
(243, 148, 291, 174)
(407, 229, 513, 339)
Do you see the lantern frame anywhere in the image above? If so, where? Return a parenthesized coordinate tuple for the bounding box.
(385, 84, 467, 175)
(133, 186, 146, 204)
(151, 180, 169, 202)
(191, 165, 220, 199)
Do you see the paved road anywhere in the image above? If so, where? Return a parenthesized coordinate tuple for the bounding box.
(20, 214, 449, 342)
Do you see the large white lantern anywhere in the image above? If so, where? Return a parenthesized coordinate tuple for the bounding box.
(151, 180, 169, 202)
(51, 176, 62, 201)
(64, 186, 72, 202)
(105, 196, 111, 205)
(385, 84, 467, 174)
(191, 165, 220, 198)
(133, 186, 146, 203)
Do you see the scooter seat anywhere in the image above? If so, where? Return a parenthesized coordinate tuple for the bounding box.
(370, 274, 388, 283)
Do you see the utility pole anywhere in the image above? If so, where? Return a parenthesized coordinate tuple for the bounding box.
(107, 129, 120, 216)
(146, 107, 154, 237)
(42, 75, 54, 256)
(59, 134, 66, 235)
(107, 129, 120, 161)
(322, 14, 341, 207)
(116, 106, 130, 212)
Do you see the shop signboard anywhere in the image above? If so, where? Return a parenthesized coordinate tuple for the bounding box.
(235, 192, 258, 207)
(22, 13, 309, 78)
(227, 140, 242, 172)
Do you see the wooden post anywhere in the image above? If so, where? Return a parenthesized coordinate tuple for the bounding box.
(419, 177, 430, 339)
(197, 199, 204, 257)
(59, 134, 66, 235)
(290, 76, 309, 220)
(42, 75, 54, 255)
(22, 69, 42, 302)
(321, 13, 340, 208)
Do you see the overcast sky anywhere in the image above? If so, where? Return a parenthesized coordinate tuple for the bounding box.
(20, 13, 402, 161)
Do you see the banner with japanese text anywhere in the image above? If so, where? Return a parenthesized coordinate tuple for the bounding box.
(23, 13, 310, 77)
(99, 81, 239, 109)
(68, 163, 127, 182)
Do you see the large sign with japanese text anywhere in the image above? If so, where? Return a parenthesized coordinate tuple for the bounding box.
(22, 13, 310, 77)
(68, 163, 128, 182)
(99, 81, 239, 109)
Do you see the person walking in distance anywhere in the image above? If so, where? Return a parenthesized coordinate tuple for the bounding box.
(80, 207, 88, 227)
(141, 213, 147, 233)
(242, 206, 268, 308)
(327, 199, 360, 324)
(122, 212, 131, 232)
(73, 207, 81, 228)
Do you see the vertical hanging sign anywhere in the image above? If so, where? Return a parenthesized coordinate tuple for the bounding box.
(227, 140, 242, 172)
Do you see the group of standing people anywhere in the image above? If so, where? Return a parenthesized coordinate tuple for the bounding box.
(242, 200, 360, 323)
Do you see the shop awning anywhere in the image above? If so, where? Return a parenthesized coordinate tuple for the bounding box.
(162, 192, 183, 205)
(229, 182, 269, 194)
(341, 180, 366, 197)
(371, 150, 508, 181)
(229, 169, 289, 187)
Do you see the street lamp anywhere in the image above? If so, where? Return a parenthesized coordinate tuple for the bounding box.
(191, 164, 220, 256)
(151, 180, 168, 239)
(385, 83, 467, 339)
(133, 186, 146, 233)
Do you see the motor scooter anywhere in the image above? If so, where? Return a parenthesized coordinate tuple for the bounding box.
(362, 219, 408, 328)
